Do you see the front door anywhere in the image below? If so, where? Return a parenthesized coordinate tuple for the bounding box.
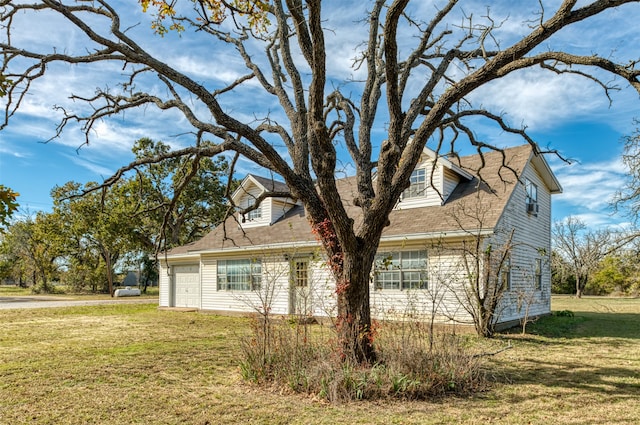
(289, 259, 311, 316)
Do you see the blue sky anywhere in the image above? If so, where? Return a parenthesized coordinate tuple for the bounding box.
(1, 0, 638, 228)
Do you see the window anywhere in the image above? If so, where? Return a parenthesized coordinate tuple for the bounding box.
(374, 250, 428, 290)
(217, 259, 262, 291)
(247, 206, 262, 221)
(293, 260, 308, 288)
(535, 258, 542, 290)
(525, 178, 538, 215)
(402, 169, 426, 199)
(501, 256, 512, 291)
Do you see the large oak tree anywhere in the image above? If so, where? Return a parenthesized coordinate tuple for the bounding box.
(2, 0, 640, 362)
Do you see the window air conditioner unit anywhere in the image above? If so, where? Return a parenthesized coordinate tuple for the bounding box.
(526, 202, 539, 214)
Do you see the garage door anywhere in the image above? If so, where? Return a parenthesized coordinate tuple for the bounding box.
(173, 265, 200, 308)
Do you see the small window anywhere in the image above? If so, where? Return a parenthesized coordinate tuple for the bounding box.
(501, 256, 512, 291)
(534, 258, 542, 290)
(293, 260, 308, 288)
(374, 250, 428, 290)
(217, 259, 262, 291)
(247, 206, 262, 221)
(525, 179, 538, 215)
(402, 169, 427, 199)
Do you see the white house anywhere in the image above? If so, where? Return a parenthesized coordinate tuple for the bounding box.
(159, 144, 562, 328)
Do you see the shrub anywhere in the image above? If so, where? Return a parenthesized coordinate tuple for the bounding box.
(239, 316, 489, 402)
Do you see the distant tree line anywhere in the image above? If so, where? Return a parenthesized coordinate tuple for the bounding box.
(552, 121, 640, 297)
(0, 139, 229, 294)
(552, 235, 640, 296)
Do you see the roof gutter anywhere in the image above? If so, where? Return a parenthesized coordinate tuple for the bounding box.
(166, 228, 495, 259)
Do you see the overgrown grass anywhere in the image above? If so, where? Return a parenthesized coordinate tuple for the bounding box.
(1, 297, 639, 424)
(239, 318, 490, 402)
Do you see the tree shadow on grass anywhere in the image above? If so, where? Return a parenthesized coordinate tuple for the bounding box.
(486, 310, 640, 403)
(490, 357, 640, 403)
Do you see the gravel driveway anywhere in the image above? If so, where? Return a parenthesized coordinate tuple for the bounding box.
(0, 296, 157, 310)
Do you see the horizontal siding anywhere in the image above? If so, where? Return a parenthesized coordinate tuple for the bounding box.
(237, 184, 271, 228)
(198, 254, 327, 315)
(201, 259, 217, 309)
(270, 199, 297, 224)
(395, 157, 445, 209)
(159, 263, 170, 307)
(371, 247, 474, 324)
(443, 168, 461, 201)
(497, 160, 552, 323)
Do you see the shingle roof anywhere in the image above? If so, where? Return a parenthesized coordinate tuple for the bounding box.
(247, 174, 290, 193)
(168, 144, 535, 255)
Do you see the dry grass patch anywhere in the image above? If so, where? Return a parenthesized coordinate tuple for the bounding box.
(1, 297, 639, 424)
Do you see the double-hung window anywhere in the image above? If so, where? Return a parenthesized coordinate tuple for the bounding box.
(525, 178, 538, 215)
(402, 169, 427, 199)
(534, 258, 542, 290)
(501, 255, 512, 291)
(247, 206, 262, 221)
(217, 259, 262, 291)
(375, 250, 428, 290)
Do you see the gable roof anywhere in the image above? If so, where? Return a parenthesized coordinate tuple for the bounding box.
(420, 146, 474, 181)
(231, 174, 291, 205)
(168, 144, 559, 255)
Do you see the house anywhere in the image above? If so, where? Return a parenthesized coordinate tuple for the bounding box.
(159, 144, 562, 328)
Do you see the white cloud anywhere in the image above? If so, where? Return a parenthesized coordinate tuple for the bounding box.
(469, 69, 607, 131)
(0, 141, 30, 159)
(63, 154, 115, 179)
(551, 157, 630, 228)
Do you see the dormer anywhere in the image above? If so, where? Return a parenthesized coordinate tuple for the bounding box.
(231, 174, 299, 228)
(395, 147, 473, 209)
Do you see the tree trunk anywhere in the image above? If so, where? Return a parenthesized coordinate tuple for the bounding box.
(335, 241, 377, 364)
(576, 276, 583, 298)
(104, 250, 114, 297)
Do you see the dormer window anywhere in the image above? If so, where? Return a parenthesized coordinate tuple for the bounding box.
(247, 206, 262, 221)
(525, 178, 538, 215)
(403, 168, 426, 199)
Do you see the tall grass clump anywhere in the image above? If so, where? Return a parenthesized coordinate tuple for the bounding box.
(239, 315, 489, 402)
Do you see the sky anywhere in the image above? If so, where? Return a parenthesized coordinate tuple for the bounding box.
(1, 0, 639, 229)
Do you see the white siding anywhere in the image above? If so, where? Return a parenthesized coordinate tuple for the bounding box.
(308, 259, 336, 317)
(188, 252, 338, 317)
(201, 259, 217, 310)
(270, 199, 298, 224)
(237, 183, 272, 228)
(159, 262, 170, 307)
(371, 158, 556, 327)
(370, 246, 474, 324)
(443, 169, 461, 201)
(496, 161, 552, 323)
(395, 156, 465, 210)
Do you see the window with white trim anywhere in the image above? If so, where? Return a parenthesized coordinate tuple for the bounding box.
(525, 178, 538, 215)
(374, 250, 428, 290)
(535, 258, 542, 290)
(402, 168, 427, 199)
(293, 260, 308, 288)
(217, 259, 262, 291)
(246, 206, 262, 221)
(501, 255, 512, 291)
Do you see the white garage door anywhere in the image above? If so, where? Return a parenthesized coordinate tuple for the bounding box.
(173, 265, 200, 308)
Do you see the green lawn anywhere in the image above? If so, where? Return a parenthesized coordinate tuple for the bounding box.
(0, 297, 638, 424)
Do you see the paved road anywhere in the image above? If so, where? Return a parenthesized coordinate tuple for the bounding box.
(0, 296, 158, 310)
